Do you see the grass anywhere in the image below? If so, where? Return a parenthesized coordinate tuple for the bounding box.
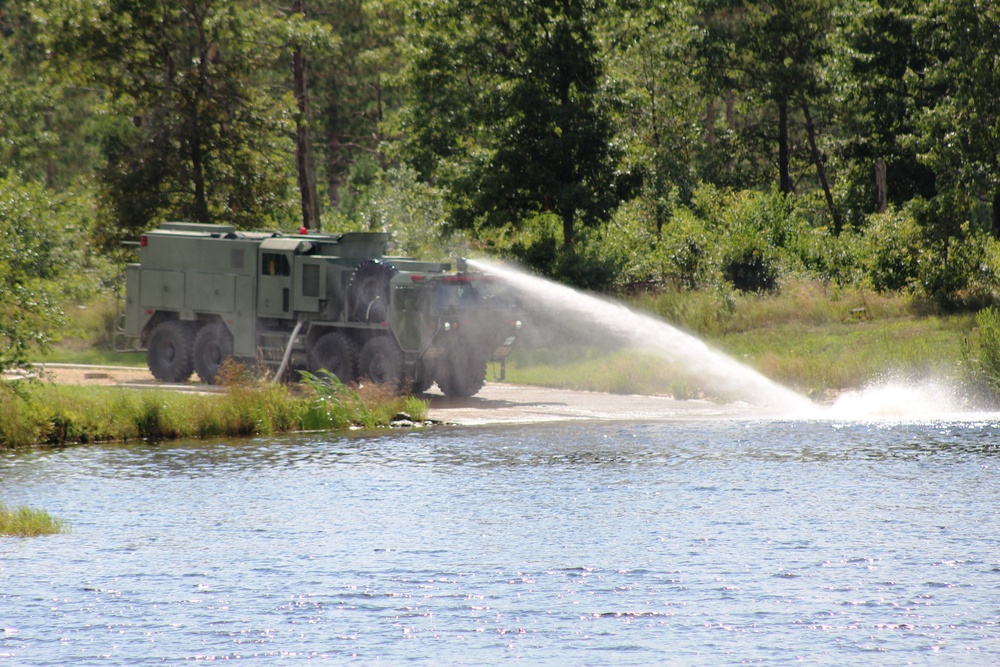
(33, 297, 148, 367)
(502, 347, 701, 398)
(0, 502, 67, 536)
(0, 366, 429, 449)
(713, 315, 973, 398)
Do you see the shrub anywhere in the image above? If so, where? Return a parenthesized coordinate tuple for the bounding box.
(963, 306, 1000, 400)
(721, 225, 780, 293)
(861, 209, 921, 292)
(657, 209, 713, 289)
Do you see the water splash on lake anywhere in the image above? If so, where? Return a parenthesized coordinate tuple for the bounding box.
(470, 259, 814, 413)
(827, 379, 1000, 422)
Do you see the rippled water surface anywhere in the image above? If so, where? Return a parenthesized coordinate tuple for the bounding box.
(3, 418, 1000, 665)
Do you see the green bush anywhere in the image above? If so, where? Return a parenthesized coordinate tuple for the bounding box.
(0, 173, 108, 374)
(722, 226, 780, 293)
(656, 208, 713, 289)
(861, 209, 921, 292)
(326, 164, 452, 260)
(963, 306, 1000, 400)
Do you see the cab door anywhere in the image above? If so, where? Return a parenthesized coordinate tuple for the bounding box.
(258, 249, 294, 319)
(294, 257, 326, 313)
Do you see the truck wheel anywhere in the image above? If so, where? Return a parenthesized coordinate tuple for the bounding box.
(436, 346, 487, 398)
(307, 332, 358, 384)
(348, 260, 397, 322)
(147, 320, 196, 383)
(411, 360, 435, 394)
(358, 336, 405, 391)
(193, 322, 234, 385)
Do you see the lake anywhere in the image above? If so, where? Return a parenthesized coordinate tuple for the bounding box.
(2, 416, 999, 665)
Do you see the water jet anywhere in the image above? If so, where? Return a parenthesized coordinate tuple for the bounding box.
(470, 259, 815, 413)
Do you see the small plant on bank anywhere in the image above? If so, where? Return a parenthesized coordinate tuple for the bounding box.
(0, 502, 67, 536)
(298, 371, 428, 430)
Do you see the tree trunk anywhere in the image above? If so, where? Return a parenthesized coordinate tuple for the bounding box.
(705, 101, 717, 145)
(191, 114, 209, 223)
(778, 100, 791, 195)
(801, 103, 841, 234)
(44, 112, 56, 189)
(293, 0, 321, 230)
(562, 209, 575, 250)
(993, 190, 1000, 240)
(875, 158, 888, 214)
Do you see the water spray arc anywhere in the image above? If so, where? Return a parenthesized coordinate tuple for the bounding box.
(471, 259, 815, 413)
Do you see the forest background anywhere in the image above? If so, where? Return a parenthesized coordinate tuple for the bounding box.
(3, 0, 1000, 384)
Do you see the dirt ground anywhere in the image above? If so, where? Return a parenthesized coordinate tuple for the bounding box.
(17, 363, 771, 425)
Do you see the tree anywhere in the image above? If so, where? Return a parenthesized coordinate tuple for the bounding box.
(306, 0, 405, 213)
(1, 1, 101, 190)
(910, 0, 1000, 239)
(292, 0, 322, 230)
(35, 0, 330, 243)
(0, 173, 99, 372)
(602, 0, 703, 234)
(699, 0, 843, 231)
(834, 0, 935, 223)
(403, 0, 621, 253)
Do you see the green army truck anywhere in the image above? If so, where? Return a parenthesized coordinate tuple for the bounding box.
(121, 222, 520, 397)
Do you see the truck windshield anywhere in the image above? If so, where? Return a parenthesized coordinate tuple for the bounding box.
(430, 278, 516, 314)
(432, 283, 481, 312)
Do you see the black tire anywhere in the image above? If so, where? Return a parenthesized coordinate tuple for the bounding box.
(358, 336, 405, 391)
(147, 320, 196, 382)
(307, 331, 358, 384)
(193, 322, 234, 385)
(411, 360, 435, 394)
(348, 260, 397, 322)
(436, 345, 488, 398)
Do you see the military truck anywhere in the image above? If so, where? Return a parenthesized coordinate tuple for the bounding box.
(121, 222, 520, 397)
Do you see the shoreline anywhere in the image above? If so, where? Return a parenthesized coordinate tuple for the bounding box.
(15, 363, 797, 426)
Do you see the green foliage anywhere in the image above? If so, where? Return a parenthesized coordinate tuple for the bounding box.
(0, 502, 67, 537)
(298, 370, 366, 430)
(326, 164, 451, 259)
(5, 0, 1000, 312)
(691, 185, 800, 293)
(299, 370, 428, 430)
(0, 173, 105, 373)
(402, 0, 621, 251)
(860, 208, 921, 292)
(909, 0, 1000, 234)
(963, 306, 1000, 401)
(34, 0, 331, 243)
